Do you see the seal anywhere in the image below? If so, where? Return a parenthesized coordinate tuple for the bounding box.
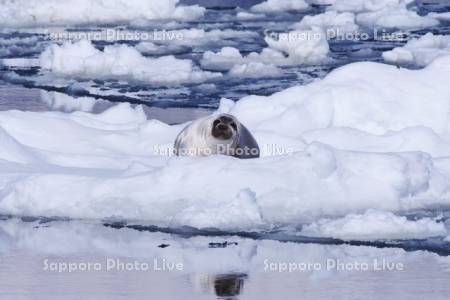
(174, 114, 260, 158)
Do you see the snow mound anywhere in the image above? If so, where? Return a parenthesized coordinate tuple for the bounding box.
(0, 0, 205, 27)
(201, 28, 330, 69)
(383, 33, 450, 67)
(301, 210, 447, 241)
(0, 127, 39, 164)
(39, 40, 220, 85)
(250, 0, 309, 13)
(292, 11, 359, 35)
(226, 56, 450, 136)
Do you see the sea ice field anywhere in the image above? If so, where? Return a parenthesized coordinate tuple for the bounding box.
(1, 0, 450, 299)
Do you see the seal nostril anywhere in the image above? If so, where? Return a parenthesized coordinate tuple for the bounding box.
(218, 124, 227, 130)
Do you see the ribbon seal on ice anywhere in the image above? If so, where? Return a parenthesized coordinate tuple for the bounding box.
(174, 114, 260, 158)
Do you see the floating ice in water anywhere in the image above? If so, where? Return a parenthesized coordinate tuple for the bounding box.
(201, 28, 330, 70)
(383, 33, 450, 67)
(0, 0, 205, 27)
(356, 4, 439, 30)
(236, 11, 265, 20)
(0, 58, 40, 67)
(250, 0, 309, 13)
(324, 0, 414, 13)
(429, 12, 450, 22)
(228, 62, 282, 78)
(301, 209, 447, 241)
(39, 40, 221, 85)
(292, 11, 359, 35)
(308, 0, 437, 30)
(2, 56, 450, 229)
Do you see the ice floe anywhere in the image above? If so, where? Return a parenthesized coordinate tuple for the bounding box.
(326, 0, 414, 13)
(201, 28, 330, 70)
(0, 0, 205, 27)
(1, 55, 450, 230)
(250, 0, 309, 13)
(301, 210, 447, 241)
(292, 11, 359, 34)
(39, 40, 221, 85)
(228, 62, 282, 78)
(310, 0, 438, 30)
(383, 33, 450, 67)
(356, 5, 439, 30)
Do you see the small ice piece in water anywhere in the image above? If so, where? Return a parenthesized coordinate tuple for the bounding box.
(301, 209, 447, 241)
(250, 0, 309, 13)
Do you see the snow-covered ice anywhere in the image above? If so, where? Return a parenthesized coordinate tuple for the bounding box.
(292, 11, 359, 35)
(201, 28, 330, 69)
(39, 40, 221, 85)
(0, 0, 205, 27)
(2, 56, 450, 232)
(250, 0, 309, 13)
(383, 33, 450, 67)
(1, 0, 450, 298)
(228, 62, 282, 78)
(326, 0, 414, 13)
(356, 5, 439, 30)
(301, 209, 447, 241)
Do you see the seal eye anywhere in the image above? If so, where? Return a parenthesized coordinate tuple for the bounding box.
(230, 122, 237, 130)
(213, 119, 220, 127)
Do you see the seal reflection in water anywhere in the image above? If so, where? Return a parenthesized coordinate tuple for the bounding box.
(190, 273, 247, 299)
(174, 114, 260, 158)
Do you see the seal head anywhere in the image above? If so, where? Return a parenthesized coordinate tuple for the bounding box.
(174, 114, 260, 159)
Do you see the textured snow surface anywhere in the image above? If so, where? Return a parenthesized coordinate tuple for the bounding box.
(1, 56, 450, 236)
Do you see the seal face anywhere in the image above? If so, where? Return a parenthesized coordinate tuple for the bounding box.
(174, 114, 260, 159)
(211, 115, 237, 140)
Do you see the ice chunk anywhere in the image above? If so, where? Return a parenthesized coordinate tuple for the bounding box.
(301, 210, 447, 240)
(292, 11, 359, 35)
(228, 62, 282, 78)
(356, 5, 439, 30)
(0, 0, 205, 27)
(250, 0, 309, 13)
(201, 28, 330, 69)
(383, 33, 450, 67)
(39, 40, 221, 85)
